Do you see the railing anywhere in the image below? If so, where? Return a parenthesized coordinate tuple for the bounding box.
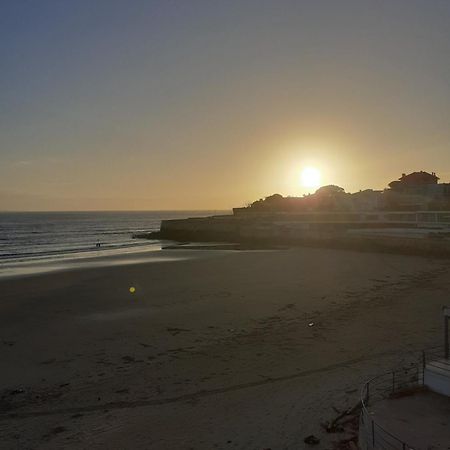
(422, 346, 450, 375)
(359, 346, 448, 450)
(232, 209, 450, 225)
(360, 365, 422, 450)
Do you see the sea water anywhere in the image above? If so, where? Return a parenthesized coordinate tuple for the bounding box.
(0, 211, 225, 275)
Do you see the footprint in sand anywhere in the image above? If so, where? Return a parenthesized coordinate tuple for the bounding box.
(166, 327, 191, 336)
(278, 303, 296, 312)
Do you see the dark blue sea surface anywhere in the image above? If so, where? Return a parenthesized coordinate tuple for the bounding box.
(0, 211, 225, 263)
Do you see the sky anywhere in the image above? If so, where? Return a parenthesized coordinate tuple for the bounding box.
(1, 0, 450, 211)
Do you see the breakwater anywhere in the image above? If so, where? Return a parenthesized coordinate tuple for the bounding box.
(153, 212, 450, 257)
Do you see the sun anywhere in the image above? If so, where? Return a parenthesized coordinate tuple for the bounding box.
(301, 167, 321, 189)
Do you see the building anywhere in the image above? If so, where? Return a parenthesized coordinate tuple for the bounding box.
(389, 171, 439, 191)
(385, 171, 450, 210)
(235, 171, 450, 214)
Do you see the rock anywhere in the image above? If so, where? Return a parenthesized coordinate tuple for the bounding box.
(9, 388, 24, 396)
(304, 435, 320, 445)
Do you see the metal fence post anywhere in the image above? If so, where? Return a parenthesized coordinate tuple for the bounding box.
(372, 420, 375, 448)
(392, 371, 395, 393)
(422, 350, 426, 385)
(445, 315, 449, 359)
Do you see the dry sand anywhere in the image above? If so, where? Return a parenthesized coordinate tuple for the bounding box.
(0, 247, 448, 449)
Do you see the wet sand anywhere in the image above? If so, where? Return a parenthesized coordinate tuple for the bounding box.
(0, 247, 448, 449)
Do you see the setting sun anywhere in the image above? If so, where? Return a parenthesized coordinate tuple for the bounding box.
(301, 167, 321, 189)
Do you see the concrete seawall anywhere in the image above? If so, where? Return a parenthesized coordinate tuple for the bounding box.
(159, 215, 450, 257)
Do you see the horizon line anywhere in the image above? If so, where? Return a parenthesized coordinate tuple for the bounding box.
(0, 209, 232, 213)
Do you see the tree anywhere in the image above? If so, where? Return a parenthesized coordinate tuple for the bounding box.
(315, 185, 345, 196)
(264, 193, 284, 202)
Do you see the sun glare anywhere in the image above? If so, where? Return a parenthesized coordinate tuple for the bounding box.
(301, 167, 321, 189)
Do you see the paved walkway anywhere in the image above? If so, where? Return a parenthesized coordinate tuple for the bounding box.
(371, 389, 450, 450)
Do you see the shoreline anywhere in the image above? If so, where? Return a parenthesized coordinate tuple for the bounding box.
(3, 233, 449, 282)
(0, 243, 231, 280)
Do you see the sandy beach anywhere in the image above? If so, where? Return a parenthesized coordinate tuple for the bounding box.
(0, 247, 448, 449)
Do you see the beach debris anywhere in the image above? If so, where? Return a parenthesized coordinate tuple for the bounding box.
(9, 388, 25, 396)
(323, 401, 361, 433)
(308, 322, 315, 327)
(304, 435, 320, 445)
(129, 286, 136, 294)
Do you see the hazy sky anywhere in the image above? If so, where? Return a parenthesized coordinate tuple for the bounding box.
(1, 0, 450, 211)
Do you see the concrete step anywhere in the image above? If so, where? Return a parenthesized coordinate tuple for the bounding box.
(424, 360, 450, 397)
(426, 358, 450, 376)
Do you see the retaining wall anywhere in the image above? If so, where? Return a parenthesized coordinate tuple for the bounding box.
(159, 216, 450, 256)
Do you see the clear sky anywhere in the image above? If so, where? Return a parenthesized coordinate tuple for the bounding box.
(1, 0, 450, 211)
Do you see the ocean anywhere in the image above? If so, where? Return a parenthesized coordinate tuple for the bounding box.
(0, 211, 224, 266)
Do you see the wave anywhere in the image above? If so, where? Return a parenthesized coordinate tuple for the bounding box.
(0, 240, 159, 262)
